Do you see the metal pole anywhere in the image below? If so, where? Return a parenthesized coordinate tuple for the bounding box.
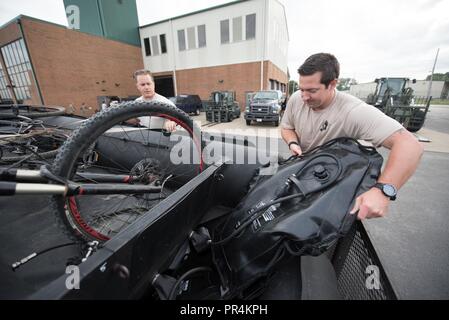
(169, 19, 178, 96)
(426, 48, 440, 100)
(260, 0, 268, 91)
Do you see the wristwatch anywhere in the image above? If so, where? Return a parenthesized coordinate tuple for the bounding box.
(373, 183, 397, 201)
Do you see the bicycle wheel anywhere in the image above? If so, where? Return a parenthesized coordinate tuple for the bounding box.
(0, 104, 66, 119)
(51, 100, 203, 243)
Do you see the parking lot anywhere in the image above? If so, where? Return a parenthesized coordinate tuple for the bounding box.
(198, 107, 449, 152)
(197, 104, 449, 299)
(198, 111, 282, 137)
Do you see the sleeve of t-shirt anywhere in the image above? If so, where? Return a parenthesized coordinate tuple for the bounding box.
(345, 103, 404, 147)
(281, 94, 296, 130)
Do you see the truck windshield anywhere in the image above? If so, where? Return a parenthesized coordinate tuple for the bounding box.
(253, 92, 278, 100)
(379, 79, 405, 96)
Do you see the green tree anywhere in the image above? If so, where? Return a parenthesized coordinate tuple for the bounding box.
(425, 72, 449, 81)
(337, 78, 358, 91)
(288, 80, 298, 94)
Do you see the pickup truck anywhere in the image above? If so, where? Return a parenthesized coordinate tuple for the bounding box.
(244, 90, 285, 126)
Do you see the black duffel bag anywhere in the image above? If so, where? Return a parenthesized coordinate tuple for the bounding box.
(211, 138, 383, 299)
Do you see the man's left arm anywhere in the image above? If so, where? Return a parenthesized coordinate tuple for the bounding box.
(350, 129, 424, 219)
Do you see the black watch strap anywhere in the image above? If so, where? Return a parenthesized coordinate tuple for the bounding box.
(374, 183, 397, 201)
(288, 141, 299, 148)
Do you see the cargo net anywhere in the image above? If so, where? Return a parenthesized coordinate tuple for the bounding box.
(329, 221, 397, 300)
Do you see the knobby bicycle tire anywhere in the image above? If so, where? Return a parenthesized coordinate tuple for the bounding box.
(50, 100, 203, 243)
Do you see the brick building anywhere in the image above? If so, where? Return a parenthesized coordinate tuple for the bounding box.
(0, 15, 143, 116)
(139, 0, 289, 109)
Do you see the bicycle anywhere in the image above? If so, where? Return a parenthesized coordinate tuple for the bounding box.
(0, 100, 203, 244)
(0, 115, 69, 166)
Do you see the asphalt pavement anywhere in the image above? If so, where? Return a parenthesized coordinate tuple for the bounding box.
(423, 105, 449, 134)
(365, 105, 449, 299)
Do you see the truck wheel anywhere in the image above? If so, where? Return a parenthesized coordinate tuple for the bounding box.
(406, 110, 426, 132)
(274, 120, 279, 126)
(246, 120, 251, 126)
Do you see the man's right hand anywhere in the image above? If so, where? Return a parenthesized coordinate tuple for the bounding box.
(163, 120, 177, 132)
(289, 143, 302, 156)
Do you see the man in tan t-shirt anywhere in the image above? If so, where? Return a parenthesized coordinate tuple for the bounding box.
(281, 53, 423, 220)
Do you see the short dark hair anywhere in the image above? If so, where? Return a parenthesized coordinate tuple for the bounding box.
(133, 69, 154, 82)
(298, 53, 340, 88)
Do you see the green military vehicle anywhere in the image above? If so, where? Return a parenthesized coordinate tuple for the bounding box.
(366, 77, 430, 132)
(205, 91, 241, 123)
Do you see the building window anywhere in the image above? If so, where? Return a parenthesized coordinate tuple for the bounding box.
(0, 39, 32, 102)
(178, 29, 186, 51)
(143, 38, 151, 56)
(144, 34, 167, 56)
(220, 19, 229, 44)
(151, 36, 160, 55)
(178, 25, 207, 51)
(0, 63, 12, 100)
(233, 17, 242, 42)
(159, 34, 167, 54)
(198, 24, 206, 48)
(246, 13, 256, 39)
(187, 27, 196, 50)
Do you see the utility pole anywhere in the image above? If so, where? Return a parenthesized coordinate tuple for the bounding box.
(426, 48, 440, 100)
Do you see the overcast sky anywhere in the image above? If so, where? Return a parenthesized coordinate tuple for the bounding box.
(0, 0, 447, 83)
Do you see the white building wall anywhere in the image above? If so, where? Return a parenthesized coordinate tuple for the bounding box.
(409, 80, 444, 98)
(266, 0, 289, 73)
(349, 80, 446, 99)
(139, 21, 174, 73)
(139, 0, 288, 74)
(175, 0, 264, 70)
(348, 82, 377, 99)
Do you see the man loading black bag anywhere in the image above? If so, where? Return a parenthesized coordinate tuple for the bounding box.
(211, 53, 423, 300)
(281, 53, 423, 220)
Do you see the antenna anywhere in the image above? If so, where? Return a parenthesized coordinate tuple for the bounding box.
(426, 48, 440, 100)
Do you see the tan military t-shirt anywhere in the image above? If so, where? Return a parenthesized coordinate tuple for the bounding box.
(136, 93, 175, 128)
(281, 90, 403, 153)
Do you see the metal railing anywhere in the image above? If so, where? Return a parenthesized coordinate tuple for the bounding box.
(329, 221, 398, 300)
